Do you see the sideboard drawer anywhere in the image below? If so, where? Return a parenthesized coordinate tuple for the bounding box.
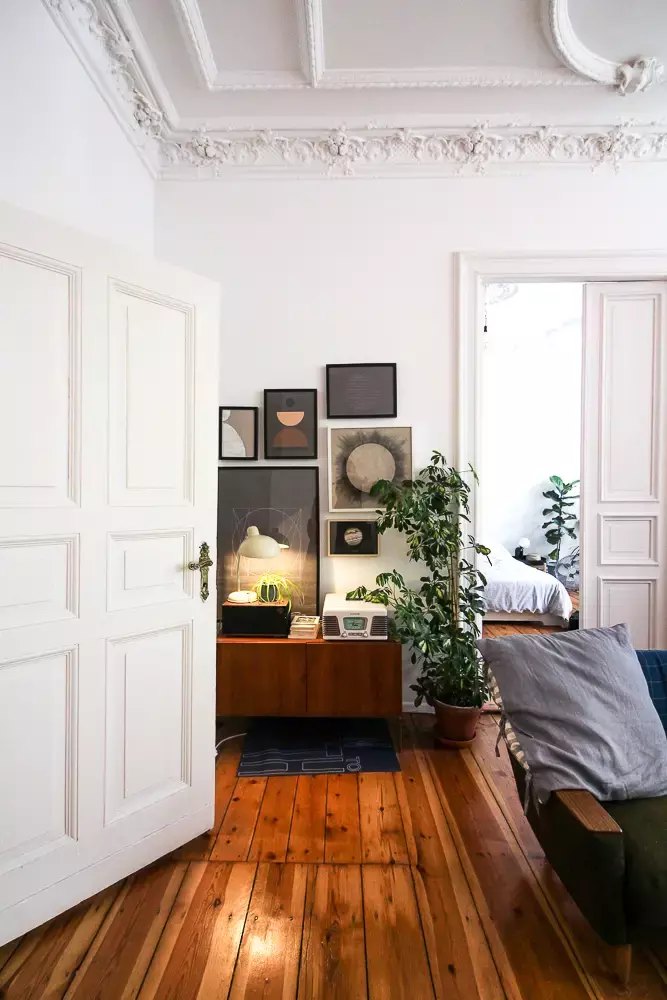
(306, 642, 402, 717)
(216, 640, 307, 716)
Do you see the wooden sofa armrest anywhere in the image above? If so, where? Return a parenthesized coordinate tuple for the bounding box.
(553, 790, 623, 835)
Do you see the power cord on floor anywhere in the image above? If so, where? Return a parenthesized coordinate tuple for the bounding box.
(215, 732, 246, 756)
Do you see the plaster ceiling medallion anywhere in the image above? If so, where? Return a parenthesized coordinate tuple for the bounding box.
(544, 0, 665, 94)
(41, 0, 667, 178)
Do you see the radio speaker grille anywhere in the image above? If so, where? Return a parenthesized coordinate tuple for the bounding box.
(370, 616, 389, 637)
(322, 615, 341, 637)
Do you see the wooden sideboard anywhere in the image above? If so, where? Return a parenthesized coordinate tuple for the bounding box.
(216, 636, 402, 718)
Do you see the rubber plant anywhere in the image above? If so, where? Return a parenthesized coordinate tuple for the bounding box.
(542, 475, 579, 561)
(347, 451, 490, 735)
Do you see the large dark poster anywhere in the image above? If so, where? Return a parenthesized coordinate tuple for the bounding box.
(217, 466, 320, 614)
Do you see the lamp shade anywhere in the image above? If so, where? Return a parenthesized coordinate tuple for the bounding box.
(238, 526, 281, 560)
(518, 537, 531, 549)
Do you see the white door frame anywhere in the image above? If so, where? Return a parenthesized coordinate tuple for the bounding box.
(457, 251, 667, 605)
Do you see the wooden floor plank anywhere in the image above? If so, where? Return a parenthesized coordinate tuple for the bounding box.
(324, 774, 361, 864)
(0, 882, 123, 1000)
(297, 865, 367, 1000)
(138, 861, 256, 1000)
(286, 775, 327, 864)
(358, 772, 409, 865)
(362, 864, 435, 1000)
(64, 861, 187, 999)
(247, 776, 298, 863)
(210, 777, 267, 862)
(173, 745, 241, 861)
(229, 863, 309, 998)
(394, 750, 449, 875)
(412, 866, 505, 1000)
(0, 939, 21, 974)
(427, 744, 596, 1000)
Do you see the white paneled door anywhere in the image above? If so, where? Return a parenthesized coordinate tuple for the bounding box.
(0, 202, 219, 944)
(581, 281, 667, 647)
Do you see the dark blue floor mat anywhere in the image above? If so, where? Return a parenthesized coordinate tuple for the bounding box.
(237, 717, 400, 776)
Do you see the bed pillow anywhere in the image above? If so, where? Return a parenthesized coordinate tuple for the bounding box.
(485, 541, 514, 566)
(476, 624, 667, 803)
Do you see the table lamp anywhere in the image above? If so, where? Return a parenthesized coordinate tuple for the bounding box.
(515, 536, 531, 559)
(228, 526, 283, 604)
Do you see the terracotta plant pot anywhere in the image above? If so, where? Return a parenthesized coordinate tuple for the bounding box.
(433, 699, 481, 748)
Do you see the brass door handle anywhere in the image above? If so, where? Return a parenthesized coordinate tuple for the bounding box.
(188, 542, 214, 602)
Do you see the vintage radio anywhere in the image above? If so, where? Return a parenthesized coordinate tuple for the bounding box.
(322, 595, 388, 640)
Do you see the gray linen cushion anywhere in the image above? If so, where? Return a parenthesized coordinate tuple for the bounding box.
(476, 624, 667, 803)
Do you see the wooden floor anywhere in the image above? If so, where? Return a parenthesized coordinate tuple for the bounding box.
(2, 713, 666, 999)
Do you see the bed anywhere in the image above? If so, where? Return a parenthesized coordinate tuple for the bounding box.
(482, 543, 573, 627)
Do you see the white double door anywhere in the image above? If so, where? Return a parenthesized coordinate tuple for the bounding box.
(0, 202, 219, 943)
(582, 281, 667, 647)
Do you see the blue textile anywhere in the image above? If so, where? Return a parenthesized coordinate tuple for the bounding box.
(636, 650, 667, 733)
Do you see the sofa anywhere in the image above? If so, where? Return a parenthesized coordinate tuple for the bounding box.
(500, 649, 667, 984)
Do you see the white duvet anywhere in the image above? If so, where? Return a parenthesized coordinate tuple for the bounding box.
(482, 544, 573, 621)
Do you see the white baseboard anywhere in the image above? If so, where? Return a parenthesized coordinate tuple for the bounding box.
(402, 700, 433, 714)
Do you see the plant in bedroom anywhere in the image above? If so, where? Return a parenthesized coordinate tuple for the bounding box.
(347, 451, 490, 747)
(542, 474, 579, 566)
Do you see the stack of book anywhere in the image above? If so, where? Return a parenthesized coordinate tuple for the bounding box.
(289, 615, 321, 639)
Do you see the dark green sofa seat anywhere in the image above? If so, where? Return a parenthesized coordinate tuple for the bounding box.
(605, 797, 667, 936)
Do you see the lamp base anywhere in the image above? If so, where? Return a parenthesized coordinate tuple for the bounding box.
(227, 591, 258, 604)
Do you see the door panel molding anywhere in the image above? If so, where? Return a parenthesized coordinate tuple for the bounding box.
(0, 244, 81, 508)
(0, 534, 79, 629)
(104, 623, 193, 825)
(598, 514, 658, 566)
(597, 577, 656, 648)
(0, 646, 78, 876)
(108, 279, 195, 507)
(107, 528, 195, 610)
(598, 290, 661, 503)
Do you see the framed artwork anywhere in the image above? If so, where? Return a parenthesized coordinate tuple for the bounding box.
(326, 363, 397, 419)
(328, 426, 412, 512)
(264, 389, 318, 460)
(328, 519, 380, 556)
(218, 407, 258, 460)
(217, 466, 320, 614)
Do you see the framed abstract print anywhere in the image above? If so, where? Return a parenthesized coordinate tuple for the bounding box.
(326, 363, 397, 419)
(218, 406, 258, 460)
(328, 519, 380, 556)
(328, 426, 412, 512)
(217, 466, 320, 614)
(264, 389, 318, 460)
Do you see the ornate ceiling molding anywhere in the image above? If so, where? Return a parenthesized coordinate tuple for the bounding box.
(544, 0, 665, 94)
(42, 0, 667, 179)
(161, 124, 667, 177)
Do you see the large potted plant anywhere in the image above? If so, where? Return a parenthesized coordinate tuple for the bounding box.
(348, 451, 490, 746)
(542, 474, 579, 572)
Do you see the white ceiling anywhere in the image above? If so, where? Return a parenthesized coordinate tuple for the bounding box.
(115, 0, 667, 127)
(43, 0, 667, 176)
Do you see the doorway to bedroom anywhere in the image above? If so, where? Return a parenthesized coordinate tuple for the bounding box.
(479, 281, 582, 636)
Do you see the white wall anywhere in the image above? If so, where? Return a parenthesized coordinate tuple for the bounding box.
(0, 0, 154, 253)
(155, 169, 667, 704)
(481, 282, 582, 559)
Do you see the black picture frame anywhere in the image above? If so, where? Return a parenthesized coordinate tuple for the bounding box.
(326, 363, 397, 419)
(328, 519, 380, 557)
(218, 406, 259, 461)
(217, 466, 320, 614)
(264, 389, 318, 460)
